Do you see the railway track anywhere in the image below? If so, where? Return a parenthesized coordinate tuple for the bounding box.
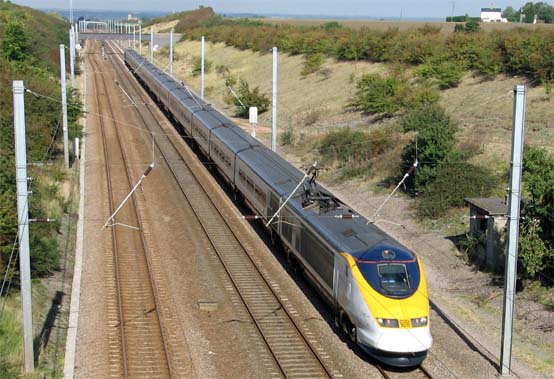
(88, 44, 174, 378)
(377, 364, 434, 379)
(106, 41, 335, 379)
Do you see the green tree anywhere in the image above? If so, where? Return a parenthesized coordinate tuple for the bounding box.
(502, 6, 520, 21)
(349, 73, 408, 116)
(464, 20, 481, 33)
(518, 147, 554, 279)
(400, 104, 458, 193)
(1, 20, 30, 62)
(233, 79, 270, 118)
(416, 162, 497, 217)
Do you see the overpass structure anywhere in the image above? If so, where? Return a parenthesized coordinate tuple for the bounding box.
(78, 33, 181, 48)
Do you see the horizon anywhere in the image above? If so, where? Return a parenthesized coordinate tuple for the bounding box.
(12, 0, 529, 20)
(38, 7, 460, 21)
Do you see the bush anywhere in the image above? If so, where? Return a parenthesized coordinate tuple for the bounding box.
(191, 56, 212, 76)
(233, 79, 270, 118)
(349, 73, 408, 116)
(417, 59, 465, 88)
(68, 87, 84, 139)
(454, 21, 481, 33)
(400, 104, 458, 193)
(280, 127, 294, 146)
(215, 64, 230, 76)
(317, 127, 392, 179)
(416, 162, 498, 217)
(183, 16, 554, 87)
(519, 147, 554, 279)
(301, 53, 325, 76)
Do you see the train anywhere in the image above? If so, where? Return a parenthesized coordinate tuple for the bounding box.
(124, 49, 433, 367)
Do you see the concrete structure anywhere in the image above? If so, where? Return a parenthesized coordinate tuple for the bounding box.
(465, 197, 508, 270)
(481, 7, 508, 22)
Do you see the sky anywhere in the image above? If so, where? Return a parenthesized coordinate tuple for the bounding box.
(12, 0, 530, 19)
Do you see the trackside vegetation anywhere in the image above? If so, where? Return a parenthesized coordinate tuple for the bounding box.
(0, 2, 82, 376)
(158, 8, 554, 281)
(182, 15, 554, 87)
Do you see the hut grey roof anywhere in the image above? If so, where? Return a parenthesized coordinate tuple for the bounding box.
(481, 7, 501, 12)
(465, 197, 508, 216)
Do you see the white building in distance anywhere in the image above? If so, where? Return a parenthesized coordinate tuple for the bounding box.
(481, 7, 508, 22)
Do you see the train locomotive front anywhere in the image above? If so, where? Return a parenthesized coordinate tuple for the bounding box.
(334, 240, 432, 367)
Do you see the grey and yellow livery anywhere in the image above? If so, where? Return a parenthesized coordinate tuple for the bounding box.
(125, 49, 432, 367)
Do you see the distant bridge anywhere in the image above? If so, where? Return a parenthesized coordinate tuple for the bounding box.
(78, 33, 182, 48)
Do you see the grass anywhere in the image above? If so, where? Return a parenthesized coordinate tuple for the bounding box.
(0, 297, 23, 378)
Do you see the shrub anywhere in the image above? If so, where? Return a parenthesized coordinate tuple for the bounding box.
(400, 104, 458, 193)
(317, 127, 392, 174)
(1, 19, 31, 63)
(417, 59, 465, 88)
(519, 147, 554, 279)
(215, 64, 230, 76)
(455, 21, 481, 33)
(301, 53, 325, 76)
(519, 219, 553, 277)
(233, 79, 270, 118)
(303, 108, 321, 126)
(68, 87, 84, 139)
(191, 56, 212, 76)
(322, 21, 342, 31)
(416, 162, 498, 217)
(280, 127, 294, 146)
(404, 86, 441, 108)
(349, 73, 408, 116)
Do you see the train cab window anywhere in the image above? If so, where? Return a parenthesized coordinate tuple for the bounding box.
(354, 245, 420, 299)
(377, 264, 410, 294)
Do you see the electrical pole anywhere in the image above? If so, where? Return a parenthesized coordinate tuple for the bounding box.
(150, 28, 154, 62)
(500, 85, 526, 377)
(139, 26, 142, 55)
(450, 0, 455, 21)
(169, 28, 174, 76)
(69, 25, 75, 87)
(272, 46, 278, 152)
(60, 45, 70, 169)
(13, 80, 34, 374)
(201, 35, 205, 99)
(133, 24, 136, 50)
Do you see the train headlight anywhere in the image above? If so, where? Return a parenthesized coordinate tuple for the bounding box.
(376, 318, 399, 328)
(410, 317, 428, 327)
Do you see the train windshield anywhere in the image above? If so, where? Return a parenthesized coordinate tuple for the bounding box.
(352, 244, 420, 298)
(377, 264, 410, 294)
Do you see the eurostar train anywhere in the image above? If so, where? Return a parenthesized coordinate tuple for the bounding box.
(124, 49, 432, 367)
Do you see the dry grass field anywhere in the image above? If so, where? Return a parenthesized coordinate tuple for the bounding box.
(155, 39, 554, 180)
(265, 18, 554, 33)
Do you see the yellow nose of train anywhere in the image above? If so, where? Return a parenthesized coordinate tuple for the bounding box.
(341, 245, 432, 366)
